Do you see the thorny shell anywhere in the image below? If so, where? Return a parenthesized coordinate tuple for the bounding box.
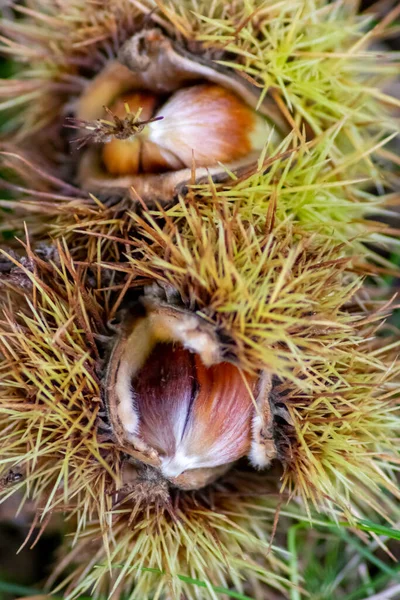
(104, 291, 277, 490)
(75, 28, 287, 204)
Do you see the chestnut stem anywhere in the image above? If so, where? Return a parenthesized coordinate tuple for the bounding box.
(65, 107, 163, 149)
